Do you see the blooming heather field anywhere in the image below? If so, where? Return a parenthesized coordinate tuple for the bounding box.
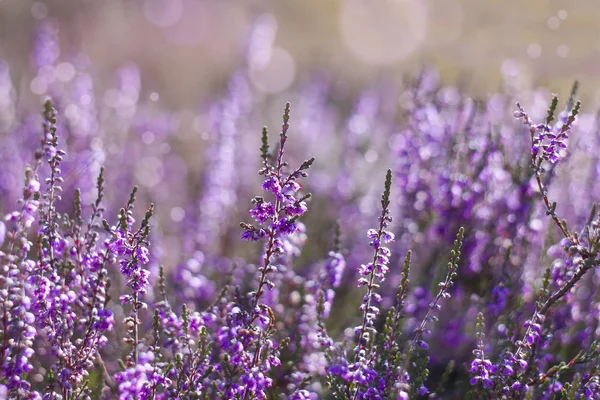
(2, 2, 600, 400)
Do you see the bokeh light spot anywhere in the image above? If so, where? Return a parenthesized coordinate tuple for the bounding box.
(557, 9, 568, 20)
(364, 149, 378, 163)
(144, 0, 183, 28)
(30, 77, 47, 94)
(557, 45, 570, 57)
(339, 0, 428, 65)
(170, 207, 185, 222)
(163, 0, 207, 46)
(527, 43, 542, 59)
(31, 2, 48, 20)
(142, 131, 155, 144)
(547, 16, 560, 30)
(56, 62, 76, 82)
(135, 156, 164, 187)
(250, 47, 296, 94)
(424, 0, 463, 46)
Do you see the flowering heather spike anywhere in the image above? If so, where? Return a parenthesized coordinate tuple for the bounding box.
(335, 169, 394, 399)
(515, 96, 583, 255)
(38, 99, 65, 267)
(469, 312, 494, 391)
(237, 102, 313, 399)
(408, 227, 464, 364)
(0, 101, 47, 398)
(319, 224, 347, 316)
(110, 200, 154, 368)
(390, 251, 411, 342)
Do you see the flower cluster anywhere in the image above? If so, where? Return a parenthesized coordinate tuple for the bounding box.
(514, 95, 580, 164)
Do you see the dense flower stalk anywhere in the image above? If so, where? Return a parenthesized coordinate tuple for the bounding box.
(230, 103, 313, 399)
(0, 100, 54, 398)
(469, 312, 494, 390)
(106, 189, 154, 368)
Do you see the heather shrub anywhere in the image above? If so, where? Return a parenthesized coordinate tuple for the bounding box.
(2, 20, 600, 400)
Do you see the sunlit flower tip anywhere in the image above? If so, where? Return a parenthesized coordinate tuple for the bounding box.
(366, 229, 378, 239)
(284, 181, 300, 193)
(262, 176, 281, 195)
(357, 277, 369, 287)
(376, 254, 389, 264)
(358, 263, 374, 276)
(136, 246, 149, 264)
(377, 264, 389, 276)
(382, 231, 395, 242)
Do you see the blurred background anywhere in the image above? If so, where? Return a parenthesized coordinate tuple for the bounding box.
(3, 2, 600, 395)
(1, 0, 599, 278)
(1, 0, 599, 292)
(1, 0, 599, 106)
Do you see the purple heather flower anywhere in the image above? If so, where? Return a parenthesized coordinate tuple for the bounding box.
(514, 99, 580, 164)
(250, 201, 276, 224)
(262, 175, 282, 197)
(114, 351, 171, 400)
(323, 251, 346, 289)
(290, 389, 318, 400)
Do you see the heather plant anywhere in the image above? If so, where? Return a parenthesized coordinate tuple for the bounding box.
(4, 26, 600, 398)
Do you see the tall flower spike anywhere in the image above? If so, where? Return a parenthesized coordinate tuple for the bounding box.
(514, 96, 580, 165)
(411, 227, 464, 353)
(404, 227, 464, 397)
(514, 95, 583, 246)
(0, 100, 50, 398)
(343, 169, 393, 399)
(236, 103, 314, 400)
(469, 312, 494, 390)
(107, 187, 154, 367)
